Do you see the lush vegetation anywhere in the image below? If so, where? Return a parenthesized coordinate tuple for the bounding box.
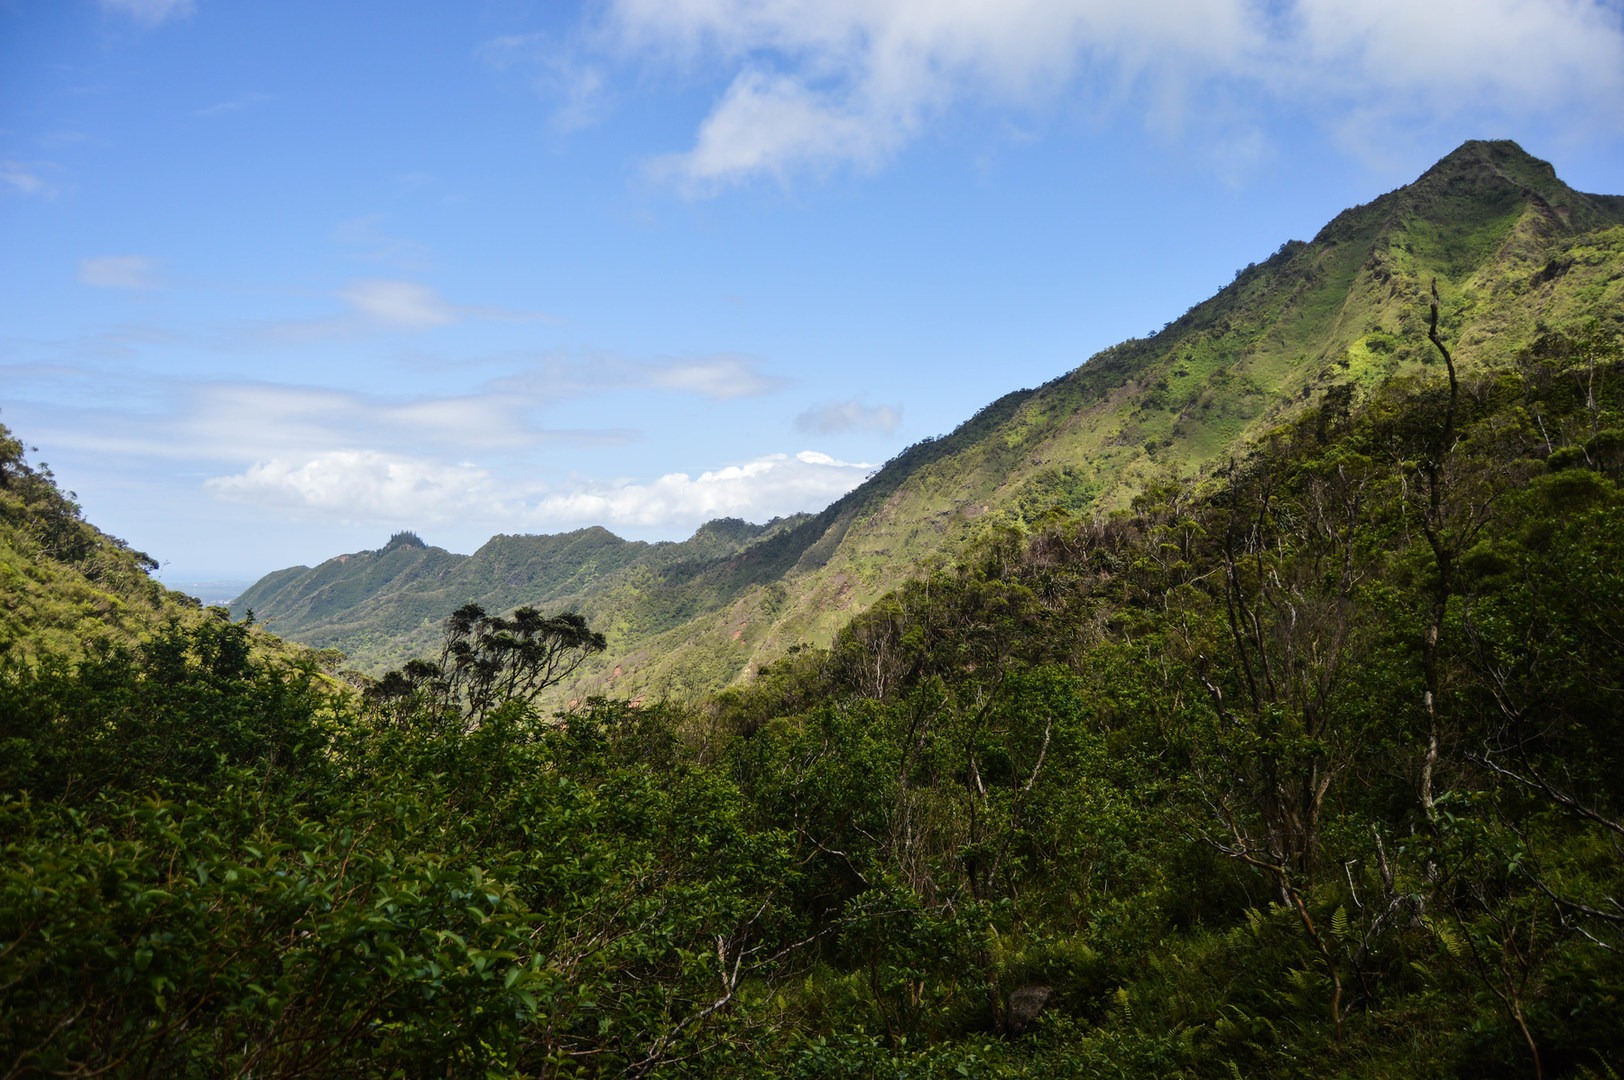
(6, 142, 1624, 1075)
(232, 142, 1624, 708)
(5, 308, 1623, 1076)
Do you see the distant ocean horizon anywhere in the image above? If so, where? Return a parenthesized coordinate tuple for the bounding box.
(157, 577, 256, 607)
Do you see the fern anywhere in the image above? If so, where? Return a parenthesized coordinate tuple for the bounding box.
(1426, 917, 1467, 960)
(1245, 907, 1266, 937)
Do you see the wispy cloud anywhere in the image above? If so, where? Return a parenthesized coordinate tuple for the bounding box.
(339, 279, 555, 328)
(253, 279, 556, 343)
(649, 68, 901, 190)
(795, 398, 901, 435)
(176, 380, 591, 461)
(1, 161, 58, 198)
(339, 280, 457, 329)
(648, 353, 788, 398)
(494, 349, 787, 401)
(332, 215, 433, 271)
(477, 33, 612, 135)
(14, 351, 838, 535)
(13, 343, 792, 475)
(194, 92, 273, 118)
(566, 0, 1624, 191)
(608, 0, 1263, 189)
(79, 255, 163, 290)
(100, 0, 196, 26)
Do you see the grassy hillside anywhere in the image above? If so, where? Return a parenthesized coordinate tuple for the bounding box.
(0, 419, 347, 680)
(235, 141, 1624, 703)
(0, 421, 201, 660)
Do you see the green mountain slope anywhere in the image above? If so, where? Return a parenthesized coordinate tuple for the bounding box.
(0, 422, 197, 660)
(234, 141, 1624, 699)
(0, 418, 346, 674)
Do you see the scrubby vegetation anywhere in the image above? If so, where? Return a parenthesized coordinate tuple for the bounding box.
(5, 311, 1623, 1076)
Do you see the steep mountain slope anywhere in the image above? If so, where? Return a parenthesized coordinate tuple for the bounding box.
(0, 421, 198, 660)
(235, 141, 1624, 699)
(0, 419, 355, 681)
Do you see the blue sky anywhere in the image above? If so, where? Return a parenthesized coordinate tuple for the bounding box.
(4, 0, 1623, 583)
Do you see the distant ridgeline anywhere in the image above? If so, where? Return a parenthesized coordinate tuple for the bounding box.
(234, 140, 1624, 702)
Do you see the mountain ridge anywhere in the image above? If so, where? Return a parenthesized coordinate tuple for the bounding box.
(233, 140, 1624, 700)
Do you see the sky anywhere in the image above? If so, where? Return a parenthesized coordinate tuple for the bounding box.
(4, 0, 1623, 585)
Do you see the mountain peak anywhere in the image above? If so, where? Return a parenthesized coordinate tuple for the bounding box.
(1310, 138, 1618, 247)
(1416, 139, 1563, 194)
(1430, 138, 1549, 173)
(381, 530, 427, 552)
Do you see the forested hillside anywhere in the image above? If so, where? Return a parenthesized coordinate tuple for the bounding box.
(5, 290, 1622, 1074)
(235, 141, 1624, 706)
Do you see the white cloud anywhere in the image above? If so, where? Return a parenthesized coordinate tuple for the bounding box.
(249, 279, 552, 343)
(335, 278, 554, 330)
(608, 0, 1262, 187)
(177, 381, 569, 460)
(650, 68, 899, 189)
(101, 0, 195, 25)
(648, 353, 787, 398)
(1, 161, 56, 198)
(1290, 0, 1624, 113)
(13, 370, 637, 480)
(528, 449, 872, 528)
(550, 61, 609, 134)
(206, 452, 500, 523)
(795, 398, 901, 435)
(491, 349, 783, 400)
(203, 444, 871, 534)
(79, 255, 162, 290)
(582, 0, 1624, 190)
(338, 279, 457, 329)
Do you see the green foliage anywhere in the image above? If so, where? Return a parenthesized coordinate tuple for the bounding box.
(364, 602, 607, 727)
(0, 613, 335, 801)
(7, 144, 1624, 1075)
(0, 791, 543, 1076)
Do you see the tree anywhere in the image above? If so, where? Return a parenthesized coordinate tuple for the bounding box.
(366, 603, 606, 725)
